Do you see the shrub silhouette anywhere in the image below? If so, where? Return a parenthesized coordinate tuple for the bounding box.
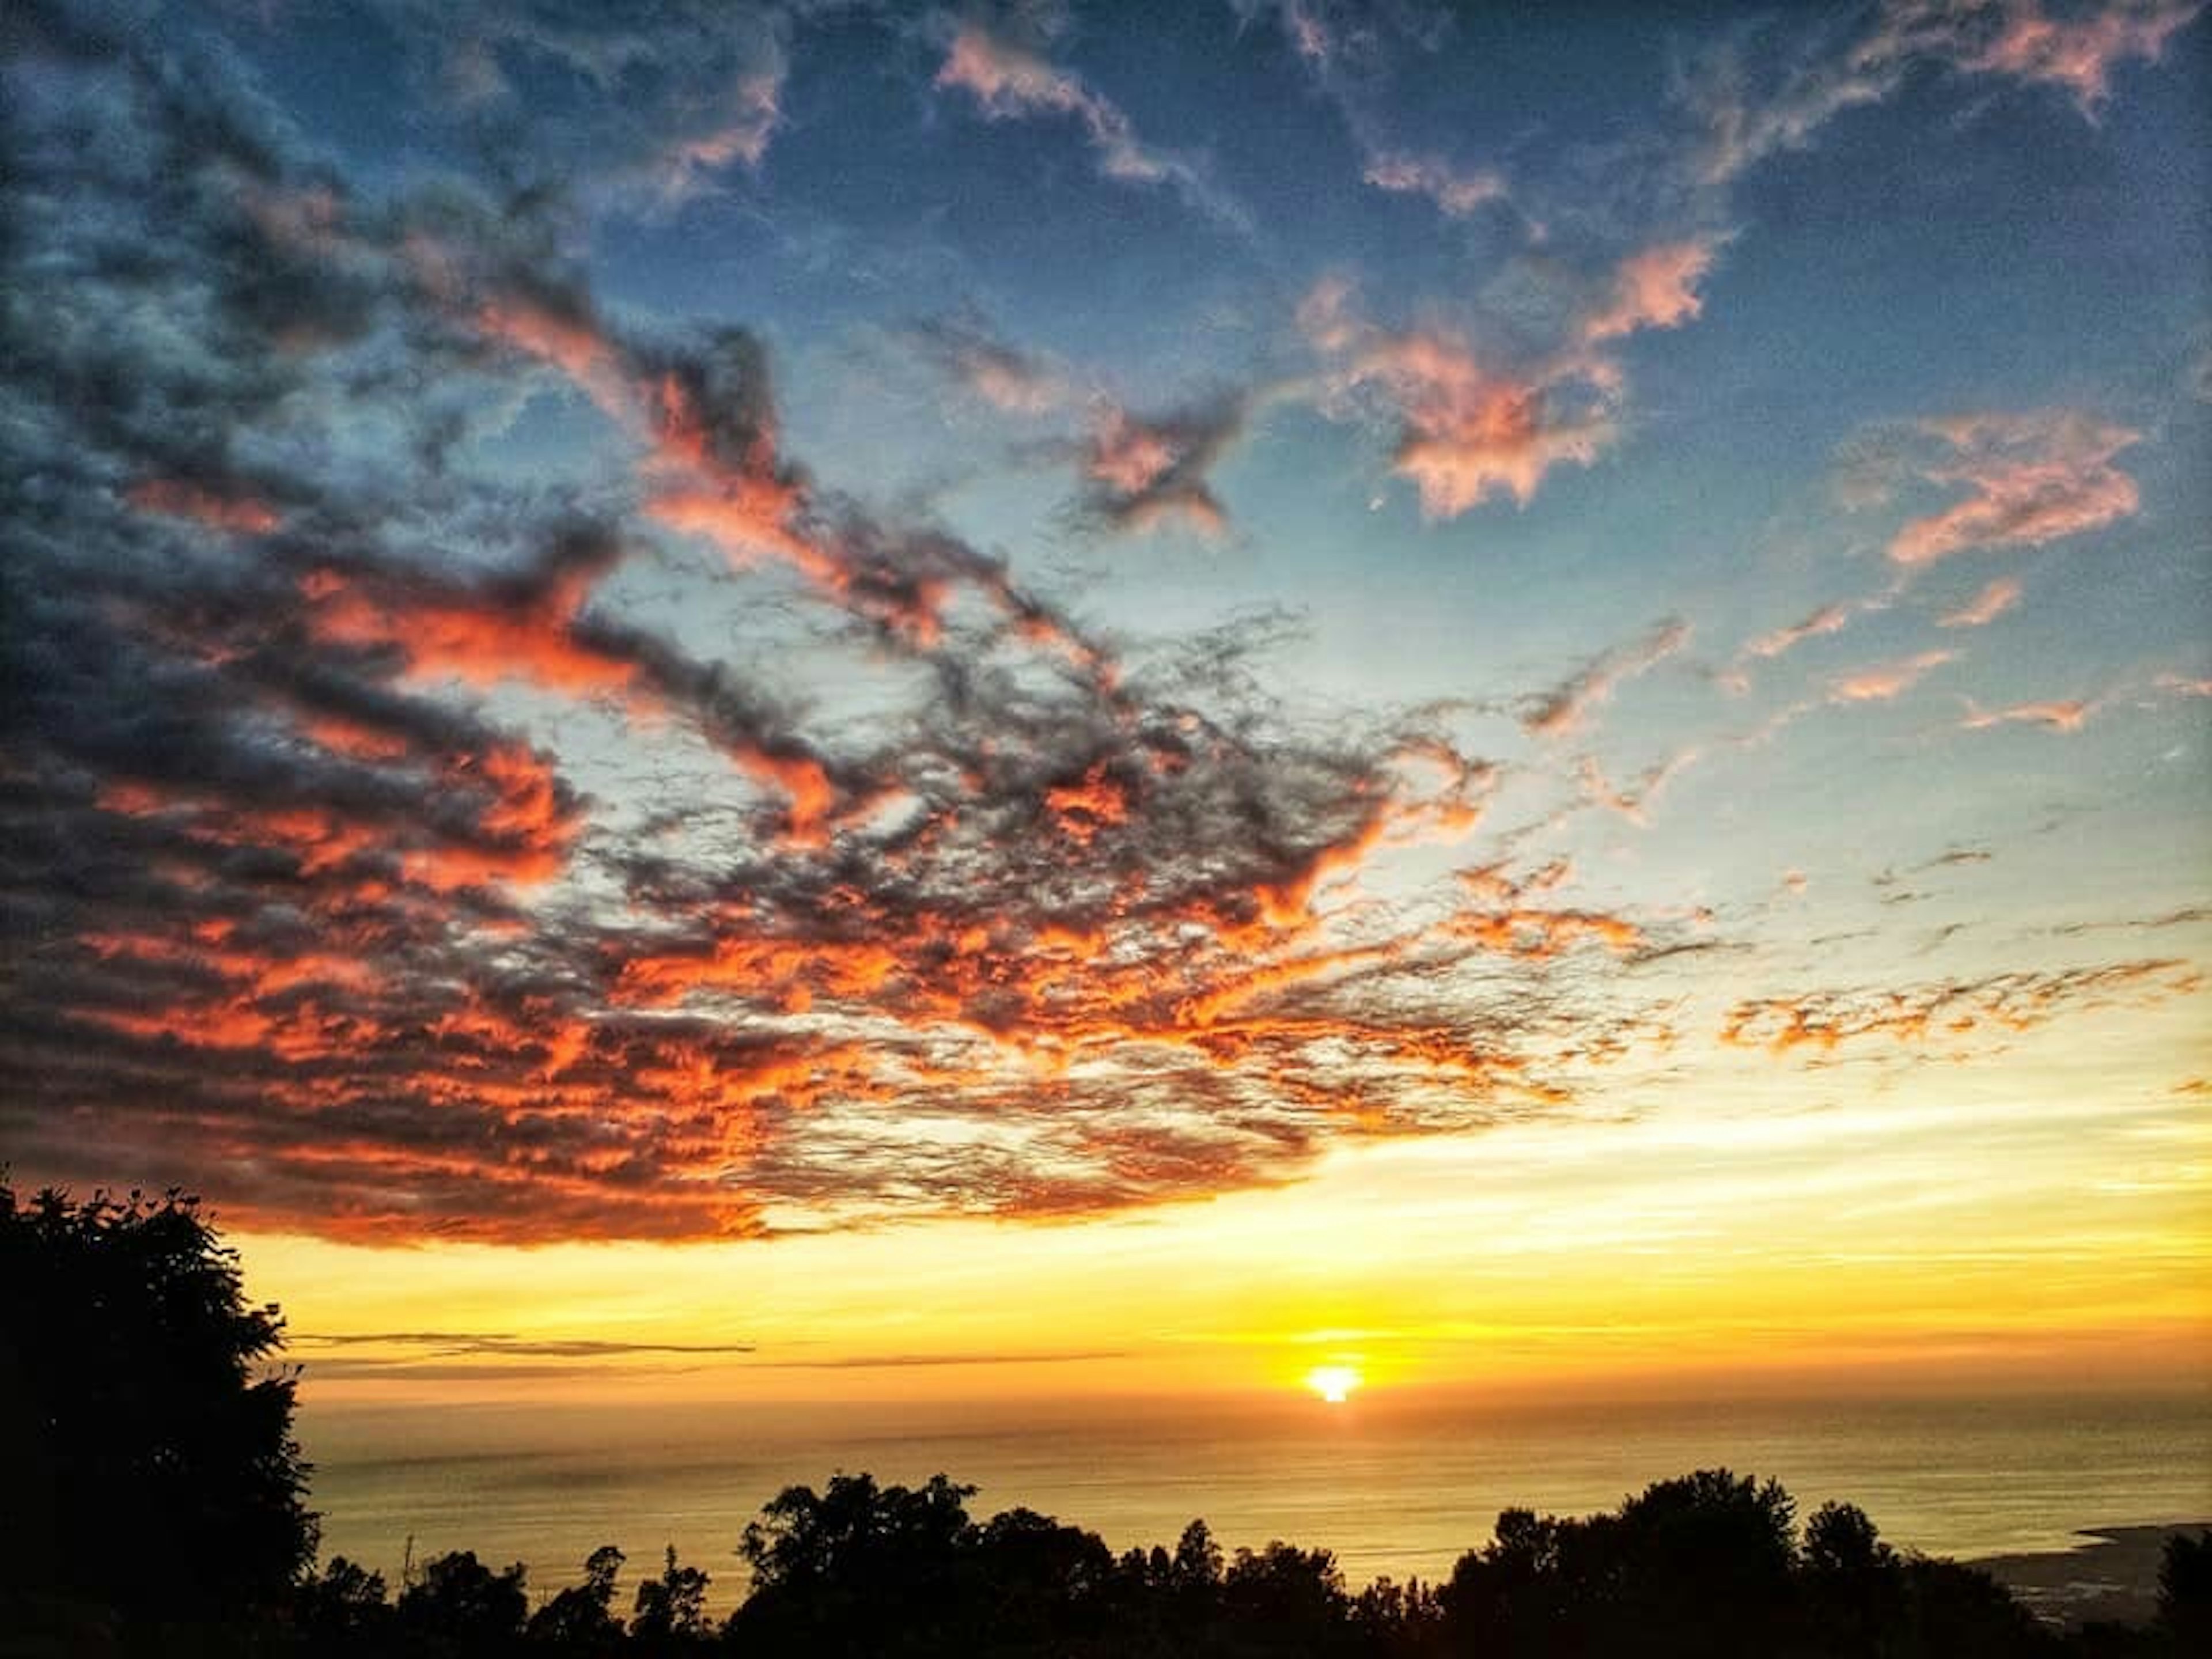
(397, 1549, 528, 1653)
(2158, 1530, 2211, 1652)
(628, 1546, 710, 1650)
(0, 1181, 316, 1635)
(526, 1546, 627, 1653)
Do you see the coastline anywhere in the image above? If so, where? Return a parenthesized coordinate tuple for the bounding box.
(1974, 1523, 2210, 1629)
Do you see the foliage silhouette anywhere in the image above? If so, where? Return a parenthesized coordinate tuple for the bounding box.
(397, 1549, 528, 1654)
(528, 1547, 626, 1653)
(2157, 1530, 2211, 1651)
(0, 1180, 316, 1639)
(628, 1546, 711, 1650)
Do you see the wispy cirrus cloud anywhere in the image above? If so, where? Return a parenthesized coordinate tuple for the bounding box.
(1682, 0, 2205, 185)
(1939, 576, 2024, 628)
(1746, 602, 1854, 663)
(1362, 150, 1509, 218)
(1521, 620, 1692, 740)
(1237, 0, 1511, 224)
(1830, 650, 1955, 703)
(1721, 959, 2198, 1054)
(904, 316, 1073, 415)
(1888, 410, 2142, 566)
(935, 23, 1251, 232)
(1961, 698, 2093, 732)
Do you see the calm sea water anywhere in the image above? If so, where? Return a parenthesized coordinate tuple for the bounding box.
(299, 1391, 2211, 1609)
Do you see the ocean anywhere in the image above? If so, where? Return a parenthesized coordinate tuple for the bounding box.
(298, 1389, 2211, 1610)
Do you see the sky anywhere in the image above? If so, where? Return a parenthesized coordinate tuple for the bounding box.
(2, 0, 2208, 1410)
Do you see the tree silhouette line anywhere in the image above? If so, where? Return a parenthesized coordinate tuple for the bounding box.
(3, 1183, 2205, 1658)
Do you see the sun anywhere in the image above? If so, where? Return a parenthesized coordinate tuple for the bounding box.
(1304, 1365, 1362, 1404)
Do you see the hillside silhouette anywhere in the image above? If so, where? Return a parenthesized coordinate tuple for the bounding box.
(3, 1181, 2203, 1658)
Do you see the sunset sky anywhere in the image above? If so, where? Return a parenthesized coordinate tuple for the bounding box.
(3, 0, 2207, 1408)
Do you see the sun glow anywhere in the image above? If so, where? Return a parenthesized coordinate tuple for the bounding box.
(1305, 1365, 1362, 1404)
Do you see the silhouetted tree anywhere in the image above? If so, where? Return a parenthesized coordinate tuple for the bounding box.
(2158, 1529, 2212, 1654)
(1801, 1501, 1904, 1655)
(1221, 1540, 1356, 1656)
(294, 1554, 394, 1652)
(732, 1473, 979, 1656)
(1895, 1553, 2058, 1658)
(0, 1181, 316, 1636)
(397, 1550, 528, 1654)
(527, 1545, 626, 1652)
(1611, 1468, 1799, 1656)
(631, 1545, 710, 1650)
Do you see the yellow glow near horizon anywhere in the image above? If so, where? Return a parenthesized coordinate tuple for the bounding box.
(237, 998, 2211, 1416)
(1305, 1365, 1362, 1404)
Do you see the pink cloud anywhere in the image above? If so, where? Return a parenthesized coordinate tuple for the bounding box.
(1079, 398, 1242, 536)
(1363, 151, 1509, 218)
(1581, 240, 1719, 343)
(1302, 285, 1619, 516)
(1830, 649, 1954, 703)
(1962, 698, 2092, 732)
(1686, 1, 2205, 184)
(936, 24, 1245, 229)
(1747, 601, 1853, 661)
(649, 71, 783, 200)
(1938, 575, 2024, 628)
(1523, 620, 1691, 740)
(1889, 410, 2141, 566)
(1955, 0, 2203, 110)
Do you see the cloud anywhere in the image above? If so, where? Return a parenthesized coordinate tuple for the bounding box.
(1945, 0, 2205, 111)
(1745, 602, 1853, 662)
(1720, 959, 2199, 1053)
(1522, 620, 1691, 740)
(1961, 698, 2092, 732)
(293, 1331, 755, 1358)
(1077, 395, 1246, 536)
(1580, 240, 1721, 344)
(1240, 0, 1504, 225)
(1938, 576, 2024, 628)
(906, 316, 1071, 415)
(1888, 411, 2142, 566)
(1681, 0, 2206, 185)
(1300, 281, 1622, 517)
(1830, 650, 1955, 703)
(934, 24, 1249, 231)
(367, 1, 798, 206)
(1362, 150, 1508, 217)
(3, 7, 1708, 1241)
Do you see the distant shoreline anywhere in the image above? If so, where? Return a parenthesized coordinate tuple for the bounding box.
(1974, 1522, 2211, 1628)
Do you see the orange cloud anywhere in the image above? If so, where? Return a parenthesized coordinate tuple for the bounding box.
(1938, 576, 2024, 628)
(1581, 240, 1718, 343)
(1721, 959, 2198, 1054)
(1956, 0, 2203, 110)
(127, 478, 281, 535)
(1301, 282, 1622, 517)
(1889, 410, 2141, 566)
(934, 20, 1247, 232)
(1524, 620, 1691, 739)
(1745, 601, 1852, 661)
(1961, 698, 2092, 732)
(1830, 650, 1953, 703)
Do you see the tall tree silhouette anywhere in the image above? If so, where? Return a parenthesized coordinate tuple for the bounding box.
(0, 1181, 316, 1631)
